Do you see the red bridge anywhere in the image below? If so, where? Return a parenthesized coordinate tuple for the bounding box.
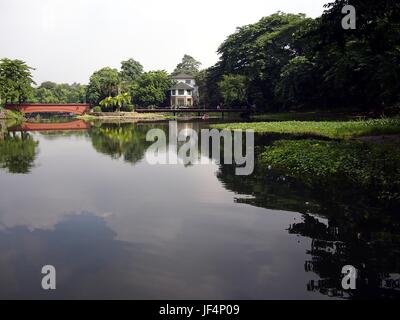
(5, 103, 90, 115)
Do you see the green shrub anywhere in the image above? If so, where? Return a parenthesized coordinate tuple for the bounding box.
(122, 104, 134, 112)
(260, 139, 400, 205)
(92, 106, 102, 112)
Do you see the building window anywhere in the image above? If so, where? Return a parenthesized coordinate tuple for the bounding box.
(171, 90, 175, 96)
(187, 90, 192, 96)
(185, 80, 191, 84)
(178, 89, 184, 95)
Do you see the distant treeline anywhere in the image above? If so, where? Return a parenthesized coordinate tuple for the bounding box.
(32, 82, 86, 104)
(197, 0, 400, 112)
(0, 55, 200, 111)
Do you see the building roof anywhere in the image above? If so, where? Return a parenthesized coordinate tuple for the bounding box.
(171, 73, 195, 79)
(170, 82, 194, 90)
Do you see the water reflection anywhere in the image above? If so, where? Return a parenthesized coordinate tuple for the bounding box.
(0, 212, 147, 299)
(0, 130, 39, 174)
(89, 122, 153, 164)
(216, 147, 400, 299)
(0, 120, 399, 299)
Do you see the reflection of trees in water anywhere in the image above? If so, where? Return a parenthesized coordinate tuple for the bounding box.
(291, 212, 400, 299)
(89, 123, 157, 165)
(0, 131, 39, 174)
(88, 121, 208, 166)
(216, 156, 400, 299)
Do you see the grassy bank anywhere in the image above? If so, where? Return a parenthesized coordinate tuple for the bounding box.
(260, 139, 400, 205)
(78, 111, 240, 121)
(77, 111, 172, 121)
(211, 118, 400, 139)
(250, 111, 366, 121)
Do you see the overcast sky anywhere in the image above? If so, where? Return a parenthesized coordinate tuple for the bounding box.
(0, 0, 328, 84)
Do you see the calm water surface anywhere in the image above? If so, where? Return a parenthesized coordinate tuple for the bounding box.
(0, 120, 399, 299)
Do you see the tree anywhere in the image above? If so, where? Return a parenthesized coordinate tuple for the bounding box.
(0, 58, 35, 106)
(218, 74, 248, 107)
(307, 0, 400, 112)
(172, 54, 201, 76)
(100, 93, 132, 112)
(33, 82, 86, 103)
(195, 69, 211, 107)
(133, 71, 172, 107)
(99, 96, 115, 111)
(215, 12, 309, 111)
(274, 56, 317, 109)
(86, 67, 120, 106)
(120, 58, 143, 83)
(203, 3, 400, 113)
(113, 93, 131, 112)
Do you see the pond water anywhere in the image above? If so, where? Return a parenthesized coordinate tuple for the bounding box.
(0, 120, 399, 299)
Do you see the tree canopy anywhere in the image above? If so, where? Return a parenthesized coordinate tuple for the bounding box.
(200, 1, 400, 112)
(218, 74, 247, 107)
(132, 71, 172, 107)
(172, 54, 201, 76)
(0, 58, 35, 106)
(33, 82, 86, 103)
(120, 58, 143, 83)
(86, 67, 120, 106)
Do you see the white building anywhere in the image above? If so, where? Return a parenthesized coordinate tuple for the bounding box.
(169, 74, 199, 107)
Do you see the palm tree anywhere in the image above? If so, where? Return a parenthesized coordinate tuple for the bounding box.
(114, 93, 131, 113)
(99, 96, 115, 111)
(99, 93, 131, 112)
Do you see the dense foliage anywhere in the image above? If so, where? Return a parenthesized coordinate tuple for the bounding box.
(86, 67, 121, 106)
(120, 58, 143, 83)
(33, 81, 86, 103)
(0, 58, 35, 106)
(132, 71, 172, 107)
(201, 1, 400, 112)
(172, 54, 201, 76)
(218, 74, 247, 107)
(99, 93, 132, 112)
(260, 139, 400, 205)
(86, 59, 172, 109)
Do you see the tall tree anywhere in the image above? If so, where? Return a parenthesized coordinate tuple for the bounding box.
(306, 0, 400, 112)
(86, 67, 120, 106)
(218, 74, 248, 107)
(216, 12, 310, 110)
(120, 58, 143, 83)
(274, 56, 317, 109)
(0, 58, 35, 106)
(133, 71, 171, 107)
(172, 54, 201, 76)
